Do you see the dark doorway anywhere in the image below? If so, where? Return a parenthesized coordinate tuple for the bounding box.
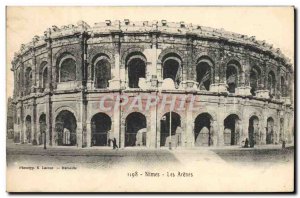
(127, 58, 146, 88)
(224, 114, 240, 145)
(55, 110, 77, 146)
(91, 113, 112, 146)
(39, 114, 46, 145)
(268, 71, 276, 98)
(248, 116, 259, 147)
(196, 62, 211, 91)
(163, 59, 181, 87)
(25, 115, 32, 143)
(194, 113, 213, 146)
(266, 117, 274, 144)
(60, 58, 76, 82)
(94, 58, 111, 89)
(250, 66, 261, 96)
(226, 65, 238, 93)
(125, 112, 147, 147)
(250, 70, 258, 96)
(160, 112, 181, 147)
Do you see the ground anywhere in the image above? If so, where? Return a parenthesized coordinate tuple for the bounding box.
(6, 139, 294, 168)
(6, 139, 294, 192)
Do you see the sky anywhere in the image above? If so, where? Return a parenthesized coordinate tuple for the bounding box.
(6, 6, 294, 98)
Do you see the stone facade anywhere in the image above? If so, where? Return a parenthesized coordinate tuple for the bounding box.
(11, 20, 294, 148)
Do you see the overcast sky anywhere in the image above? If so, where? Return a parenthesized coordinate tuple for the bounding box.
(6, 6, 294, 97)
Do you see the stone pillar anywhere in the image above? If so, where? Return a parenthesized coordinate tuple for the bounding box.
(216, 120, 223, 146)
(109, 32, 122, 89)
(255, 63, 268, 101)
(258, 108, 266, 145)
(86, 121, 91, 147)
(31, 49, 37, 94)
(32, 99, 37, 144)
(113, 97, 121, 148)
(44, 33, 54, 146)
(20, 60, 24, 97)
(149, 92, 158, 148)
(45, 29, 54, 91)
(22, 116, 26, 143)
(81, 99, 87, 148)
(46, 95, 53, 146)
(185, 97, 194, 147)
(12, 65, 17, 97)
(236, 119, 243, 146)
(76, 121, 83, 147)
(80, 32, 88, 147)
(156, 110, 161, 148)
(216, 97, 225, 146)
(120, 114, 125, 148)
(241, 118, 249, 146)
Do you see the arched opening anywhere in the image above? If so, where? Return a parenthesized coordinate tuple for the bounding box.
(224, 114, 240, 145)
(25, 67, 32, 95)
(60, 57, 76, 82)
(25, 115, 32, 143)
(39, 114, 46, 145)
(248, 115, 259, 147)
(125, 112, 147, 147)
(196, 59, 212, 91)
(162, 54, 182, 88)
(94, 57, 111, 89)
(126, 53, 146, 88)
(160, 112, 182, 147)
(226, 61, 241, 93)
(268, 71, 276, 98)
(266, 117, 274, 144)
(194, 113, 213, 146)
(55, 110, 77, 146)
(250, 67, 261, 96)
(91, 113, 112, 146)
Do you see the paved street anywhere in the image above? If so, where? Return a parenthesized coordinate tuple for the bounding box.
(7, 139, 294, 169)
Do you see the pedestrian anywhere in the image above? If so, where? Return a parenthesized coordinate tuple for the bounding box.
(282, 140, 286, 149)
(244, 138, 249, 148)
(113, 138, 118, 149)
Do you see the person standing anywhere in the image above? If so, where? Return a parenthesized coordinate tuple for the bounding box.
(113, 138, 118, 149)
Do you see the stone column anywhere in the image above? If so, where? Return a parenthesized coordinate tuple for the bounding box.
(109, 31, 122, 89)
(241, 118, 249, 146)
(32, 99, 37, 144)
(157, 61, 163, 88)
(113, 96, 121, 148)
(81, 98, 87, 148)
(120, 114, 125, 148)
(20, 102, 24, 143)
(86, 121, 91, 147)
(156, 109, 162, 148)
(22, 115, 26, 143)
(262, 105, 269, 145)
(20, 60, 24, 97)
(216, 97, 225, 146)
(45, 95, 53, 146)
(185, 108, 194, 147)
(76, 121, 83, 147)
(31, 49, 37, 94)
(149, 92, 158, 148)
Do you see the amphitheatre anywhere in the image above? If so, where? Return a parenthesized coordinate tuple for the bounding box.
(11, 19, 294, 148)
